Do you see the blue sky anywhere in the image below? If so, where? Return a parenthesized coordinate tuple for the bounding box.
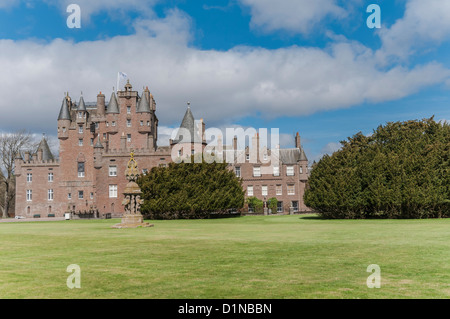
(0, 0, 449, 162)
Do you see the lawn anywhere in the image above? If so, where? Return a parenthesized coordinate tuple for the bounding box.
(0, 214, 449, 299)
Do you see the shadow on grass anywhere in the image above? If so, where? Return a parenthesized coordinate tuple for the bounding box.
(298, 214, 325, 220)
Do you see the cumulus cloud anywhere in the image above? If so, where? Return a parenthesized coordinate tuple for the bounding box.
(377, 0, 450, 63)
(238, 0, 348, 34)
(0, 5, 449, 138)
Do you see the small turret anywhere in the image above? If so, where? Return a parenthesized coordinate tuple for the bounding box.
(76, 95, 87, 124)
(58, 96, 71, 140)
(106, 92, 120, 114)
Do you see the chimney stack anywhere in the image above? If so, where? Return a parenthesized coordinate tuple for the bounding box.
(97, 91, 106, 117)
(295, 132, 301, 149)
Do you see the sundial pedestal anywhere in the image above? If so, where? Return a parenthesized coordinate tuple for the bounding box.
(112, 213, 153, 229)
(112, 151, 154, 229)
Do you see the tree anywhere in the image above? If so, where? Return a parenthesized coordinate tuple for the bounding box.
(138, 156, 245, 219)
(267, 197, 278, 214)
(0, 130, 33, 218)
(246, 196, 263, 213)
(304, 118, 450, 219)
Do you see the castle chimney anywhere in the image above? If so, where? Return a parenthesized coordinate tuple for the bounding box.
(295, 132, 301, 149)
(97, 91, 106, 117)
(25, 151, 30, 162)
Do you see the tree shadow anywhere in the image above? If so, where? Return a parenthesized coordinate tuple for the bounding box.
(299, 216, 326, 220)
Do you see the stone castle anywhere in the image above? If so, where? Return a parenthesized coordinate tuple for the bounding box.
(14, 81, 310, 218)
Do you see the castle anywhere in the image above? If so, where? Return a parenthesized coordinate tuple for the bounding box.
(14, 81, 309, 218)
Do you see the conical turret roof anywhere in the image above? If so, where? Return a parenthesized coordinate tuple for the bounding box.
(137, 91, 151, 113)
(172, 106, 202, 144)
(94, 138, 104, 149)
(106, 92, 120, 114)
(58, 97, 71, 120)
(36, 137, 54, 161)
(78, 95, 86, 111)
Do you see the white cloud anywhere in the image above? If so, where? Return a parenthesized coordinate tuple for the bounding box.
(238, 0, 347, 34)
(377, 0, 450, 63)
(0, 8, 449, 137)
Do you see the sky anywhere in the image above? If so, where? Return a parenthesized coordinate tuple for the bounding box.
(0, 0, 449, 163)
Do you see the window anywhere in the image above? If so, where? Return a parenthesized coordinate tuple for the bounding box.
(246, 154, 250, 160)
(26, 190, 32, 201)
(48, 189, 54, 201)
(292, 201, 299, 211)
(287, 184, 295, 195)
(78, 139, 83, 146)
(112, 121, 116, 127)
(300, 166, 303, 174)
(253, 166, 261, 177)
(263, 153, 268, 161)
(140, 121, 144, 126)
(78, 162, 85, 177)
(78, 191, 84, 199)
(142, 169, 148, 174)
(287, 166, 294, 176)
(78, 112, 83, 118)
(90, 192, 94, 199)
(26, 173, 32, 182)
(262, 185, 268, 196)
(127, 106, 131, 114)
(277, 201, 283, 213)
(95, 122, 99, 129)
(247, 185, 253, 196)
(103, 133, 107, 140)
(235, 167, 241, 177)
(90, 138, 94, 146)
(106, 122, 109, 127)
(109, 165, 117, 176)
(127, 119, 131, 127)
(191, 150, 195, 155)
(79, 126, 83, 134)
(68, 193, 72, 200)
(62, 127, 66, 132)
(109, 185, 118, 198)
(273, 166, 280, 176)
(48, 173, 53, 182)
(178, 150, 182, 157)
(127, 134, 131, 142)
(276, 185, 282, 195)
(147, 121, 150, 126)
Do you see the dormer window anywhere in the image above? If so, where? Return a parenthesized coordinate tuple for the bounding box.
(78, 112, 83, 118)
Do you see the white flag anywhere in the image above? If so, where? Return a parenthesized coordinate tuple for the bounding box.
(118, 72, 127, 80)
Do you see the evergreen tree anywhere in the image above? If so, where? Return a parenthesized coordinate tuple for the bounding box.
(138, 156, 245, 219)
(304, 118, 450, 219)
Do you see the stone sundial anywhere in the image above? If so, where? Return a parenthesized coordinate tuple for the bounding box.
(112, 151, 153, 229)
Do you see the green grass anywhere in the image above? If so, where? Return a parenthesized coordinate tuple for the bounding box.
(0, 214, 449, 299)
